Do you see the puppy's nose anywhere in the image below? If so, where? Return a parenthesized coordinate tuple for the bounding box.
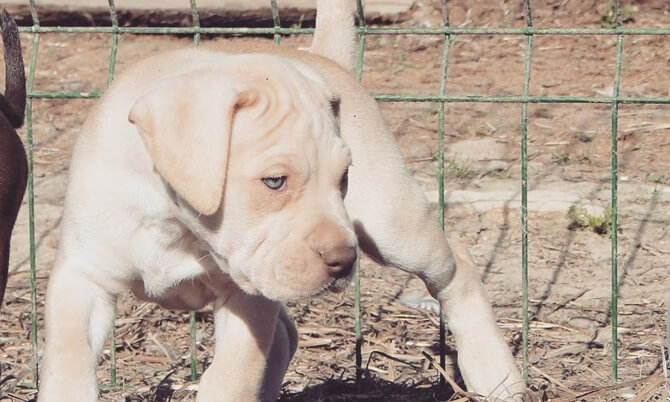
(320, 245, 357, 278)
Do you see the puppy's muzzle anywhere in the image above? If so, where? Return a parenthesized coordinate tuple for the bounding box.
(307, 220, 357, 279)
(319, 244, 356, 278)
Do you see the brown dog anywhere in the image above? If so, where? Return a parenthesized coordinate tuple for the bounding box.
(0, 9, 27, 310)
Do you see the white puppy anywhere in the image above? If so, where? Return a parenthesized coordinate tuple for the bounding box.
(40, 1, 526, 401)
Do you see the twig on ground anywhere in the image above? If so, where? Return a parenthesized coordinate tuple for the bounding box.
(630, 377, 666, 402)
(530, 366, 577, 396)
(569, 376, 664, 401)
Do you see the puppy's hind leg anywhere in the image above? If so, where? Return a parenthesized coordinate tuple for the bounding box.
(40, 258, 117, 401)
(347, 166, 525, 399)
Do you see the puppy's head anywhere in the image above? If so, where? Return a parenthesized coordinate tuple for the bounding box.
(129, 54, 357, 301)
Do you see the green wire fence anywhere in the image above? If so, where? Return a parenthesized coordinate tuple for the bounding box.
(12, 0, 668, 394)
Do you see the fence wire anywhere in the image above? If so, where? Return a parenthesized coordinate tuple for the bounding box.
(13, 0, 670, 394)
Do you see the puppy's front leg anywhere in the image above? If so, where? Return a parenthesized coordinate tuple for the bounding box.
(197, 288, 296, 402)
(40, 259, 117, 401)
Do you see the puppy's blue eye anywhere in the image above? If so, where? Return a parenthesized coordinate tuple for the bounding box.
(262, 176, 286, 190)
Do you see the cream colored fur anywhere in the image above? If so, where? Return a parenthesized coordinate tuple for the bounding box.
(40, 1, 526, 401)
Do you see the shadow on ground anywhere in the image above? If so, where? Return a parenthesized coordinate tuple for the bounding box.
(279, 376, 453, 402)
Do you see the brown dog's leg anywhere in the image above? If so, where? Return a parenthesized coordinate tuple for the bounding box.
(0, 9, 27, 310)
(0, 148, 26, 308)
(0, 236, 10, 306)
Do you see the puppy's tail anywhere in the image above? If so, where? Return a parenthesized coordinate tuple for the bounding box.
(309, 0, 357, 72)
(1, 9, 26, 129)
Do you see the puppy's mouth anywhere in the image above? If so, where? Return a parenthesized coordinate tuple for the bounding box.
(212, 246, 356, 301)
(263, 270, 354, 302)
(325, 272, 354, 294)
(281, 275, 349, 299)
(327, 282, 345, 294)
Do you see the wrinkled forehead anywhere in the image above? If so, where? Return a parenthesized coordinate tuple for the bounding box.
(234, 54, 336, 109)
(231, 57, 341, 145)
(232, 95, 348, 169)
(228, 61, 350, 175)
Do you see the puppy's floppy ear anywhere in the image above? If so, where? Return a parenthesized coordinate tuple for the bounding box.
(129, 71, 255, 215)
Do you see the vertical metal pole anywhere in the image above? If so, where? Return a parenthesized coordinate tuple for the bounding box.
(666, 289, 670, 370)
(270, 0, 281, 45)
(610, 0, 623, 383)
(190, 311, 198, 381)
(520, 0, 534, 382)
(106, 0, 119, 86)
(189, 0, 200, 382)
(106, 0, 119, 388)
(354, 0, 366, 385)
(190, 0, 201, 46)
(27, 0, 41, 387)
(437, 0, 452, 383)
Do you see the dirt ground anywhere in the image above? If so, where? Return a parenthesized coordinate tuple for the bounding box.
(1, 0, 670, 400)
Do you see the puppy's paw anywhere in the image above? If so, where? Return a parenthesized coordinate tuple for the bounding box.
(398, 290, 440, 314)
